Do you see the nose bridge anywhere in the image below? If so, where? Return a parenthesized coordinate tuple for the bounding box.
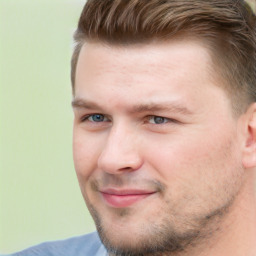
(97, 121, 142, 173)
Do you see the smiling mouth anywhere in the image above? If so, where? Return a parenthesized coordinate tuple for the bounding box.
(100, 189, 157, 208)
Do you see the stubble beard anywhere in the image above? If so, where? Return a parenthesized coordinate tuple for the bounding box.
(84, 185, 239, 256)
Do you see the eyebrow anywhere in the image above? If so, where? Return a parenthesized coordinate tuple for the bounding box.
(130, 102, 192, 115)
(72, 99, 103, 110)
(72, 98, 192, 115)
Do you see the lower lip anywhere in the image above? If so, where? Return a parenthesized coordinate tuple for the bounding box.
(101, 193, 154, 208)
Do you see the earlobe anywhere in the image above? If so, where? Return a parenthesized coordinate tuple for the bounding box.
(242, 103, 256, 169)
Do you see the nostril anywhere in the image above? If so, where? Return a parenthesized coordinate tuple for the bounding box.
(97, 152, 143, 174)
(119, 166, 135, 172)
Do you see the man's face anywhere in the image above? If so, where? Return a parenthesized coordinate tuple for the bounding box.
(73, 40, 244, 255)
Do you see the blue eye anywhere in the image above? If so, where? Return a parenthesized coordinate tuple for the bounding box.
(88, 114, 107, 122)
(148, 116, 168, 124)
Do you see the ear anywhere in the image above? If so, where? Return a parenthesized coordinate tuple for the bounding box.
(242, 103, 256, 169)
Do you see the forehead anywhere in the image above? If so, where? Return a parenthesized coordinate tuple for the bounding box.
(76, 40, 214, 84)
(74, 40, 230, 114)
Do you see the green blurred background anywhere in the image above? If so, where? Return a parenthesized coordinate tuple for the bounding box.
(1, 0, 256, 254)
(0, 0, 95, 254)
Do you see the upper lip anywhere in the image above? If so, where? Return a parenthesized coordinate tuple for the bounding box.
(99, 188, 156, 196)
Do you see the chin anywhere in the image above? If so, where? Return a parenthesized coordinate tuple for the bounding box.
(91, 207, 161, 254)
(97, 226, 160, 256)
(97, 224, 190, 256)
(92, 209, 188, 255)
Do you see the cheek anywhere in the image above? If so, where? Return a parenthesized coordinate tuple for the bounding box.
(72, 129, 102, 180)
(145, 127, 242, 192)
(144, 132, 242, 218)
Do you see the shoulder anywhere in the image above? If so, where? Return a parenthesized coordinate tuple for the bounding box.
(3, 232, 107, 256)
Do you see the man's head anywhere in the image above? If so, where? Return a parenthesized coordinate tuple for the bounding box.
(72, 1, 256, 255)
(72, 0, 256, 114)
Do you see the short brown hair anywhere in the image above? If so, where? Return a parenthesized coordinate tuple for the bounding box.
(71, 0, 256, 113)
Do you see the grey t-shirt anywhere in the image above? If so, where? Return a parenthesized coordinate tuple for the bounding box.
(1, 232, 108, 256)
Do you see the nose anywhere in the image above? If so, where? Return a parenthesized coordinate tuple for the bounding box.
(97, 124, 143, 174)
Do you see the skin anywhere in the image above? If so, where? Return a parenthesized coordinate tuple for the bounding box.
(72, 40, 256, 256)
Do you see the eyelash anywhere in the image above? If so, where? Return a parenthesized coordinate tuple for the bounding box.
(80, 114, 177, 125)
(81, 114, 110, 123)
(147, 116, 172, 124)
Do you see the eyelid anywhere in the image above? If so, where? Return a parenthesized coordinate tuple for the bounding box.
(79, 113, 179, 126)
(80, 113, 110, 122)
(146, 115, 178, 124)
